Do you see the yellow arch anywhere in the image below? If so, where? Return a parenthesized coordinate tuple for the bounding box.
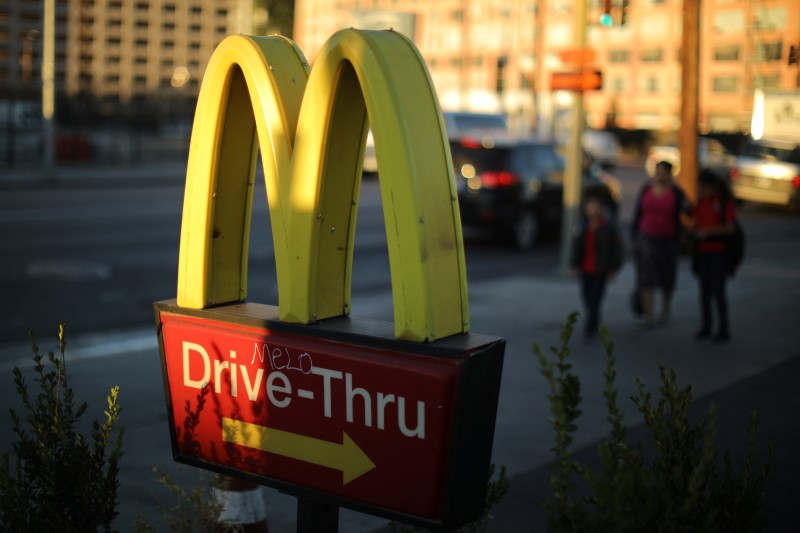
(177, 29, 469, 342)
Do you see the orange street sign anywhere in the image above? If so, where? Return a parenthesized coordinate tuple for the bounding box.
(550, 69, 603, 92)
(559, 48, 597, 65)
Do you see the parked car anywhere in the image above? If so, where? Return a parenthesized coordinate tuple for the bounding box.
(449, 135, 621, 250)
(581, 129, 621, 168)
(645, 138, 737, 180)
(731, 138, 800, 211)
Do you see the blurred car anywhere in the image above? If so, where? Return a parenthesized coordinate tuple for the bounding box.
(581, 129, 621, 168)
(443, 111, 509, 137)
(645, 137, 737, 180)
(363, 128, 378, 174)
(449, 134, 621, 250)
(363, 112, 509, 175)
(731, 138, 800, 210)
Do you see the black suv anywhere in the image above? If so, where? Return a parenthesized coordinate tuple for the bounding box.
(449, 136, 620, 249)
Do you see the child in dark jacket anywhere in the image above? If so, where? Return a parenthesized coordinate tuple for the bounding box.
(571, 196, 624, 337)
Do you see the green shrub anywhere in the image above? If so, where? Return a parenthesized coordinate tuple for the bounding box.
(133, 467, 243, 533)
(536, 312, 773, 532)
(0, 323, 124, 532)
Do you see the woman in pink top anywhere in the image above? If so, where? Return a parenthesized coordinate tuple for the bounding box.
(631, 160, 690, 326)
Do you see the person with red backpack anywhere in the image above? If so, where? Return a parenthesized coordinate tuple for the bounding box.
(691, 170, 738, 343)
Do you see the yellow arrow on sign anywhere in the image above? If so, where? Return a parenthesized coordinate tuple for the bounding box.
(222, 417, 376, 485)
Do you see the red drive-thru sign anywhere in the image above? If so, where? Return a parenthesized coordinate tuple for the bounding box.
(155, 30, 504, 531)
(156, 303, 503, 526)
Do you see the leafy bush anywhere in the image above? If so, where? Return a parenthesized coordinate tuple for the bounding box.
(133, 467, 243, 533)
(0, 323, 124, 532)
(536, 312, 773, 532)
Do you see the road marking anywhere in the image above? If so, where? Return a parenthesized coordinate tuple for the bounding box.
(221, 417, 375, 485)
(0, 329, 157, 373)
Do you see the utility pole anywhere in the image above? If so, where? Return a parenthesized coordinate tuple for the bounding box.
(559, 0, 587, 274)
(42, 0, 56, 178)
(678, 0, 700, 203)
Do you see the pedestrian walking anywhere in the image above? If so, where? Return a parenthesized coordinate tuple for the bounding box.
(571, 194, 623, 338)
(630, 160, 690, 327)
(690, 170, 737, 343)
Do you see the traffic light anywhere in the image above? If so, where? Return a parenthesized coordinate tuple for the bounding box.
(600, 0, 613, 27)
(620, 0, 630, 26)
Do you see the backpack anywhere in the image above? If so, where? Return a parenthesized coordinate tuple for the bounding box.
(726, 218, 745, 277)
(721, 196, 744, 277)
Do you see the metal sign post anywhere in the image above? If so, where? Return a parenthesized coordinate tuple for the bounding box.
(155, 30, 504, 532)
(559, 0, 590, 275)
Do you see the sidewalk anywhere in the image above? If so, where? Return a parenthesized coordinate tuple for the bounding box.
(0, 159, 188, 189)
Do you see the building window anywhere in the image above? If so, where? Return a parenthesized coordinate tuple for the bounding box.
(754, 7, 786, 31)
(106, 55, 120, 64)
(162, 41, 174, 49)
(190, 42, 201, 51)
(136, 20, 148, 28)
(163, 4, 176, 13)
(610, 77, 627, 93)
(754, 42, 782, 62)
(753, 74, 781, 89)
(713, 10, 745, 33)
(135, 39, 147, 47)
(190, 24, 201, 32)
(134, 75, 147, 86)
(163, 22, 175, 31)
(712, 76, 738, 93)
(609, 49, 629, 63)
(640, 48, 663, 63)
(190, 6, 202, 15)
(107, 37, 121, 45)
(135, 2, 149, 11)
(714, 45, 739, 61)
(105, 74, 120, 84)
(135, 56, 147, 65)
(641, 76, 660, 93)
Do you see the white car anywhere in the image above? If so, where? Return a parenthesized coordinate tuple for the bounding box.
(581, 130, 621, 168)
(732, 138, 800, 210)
(645, 138, 736, 180)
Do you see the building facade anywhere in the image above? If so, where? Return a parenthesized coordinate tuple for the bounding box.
(0, 0, 285, 119)
(294, 0, 800, 137)
(2, 0, 797, 134)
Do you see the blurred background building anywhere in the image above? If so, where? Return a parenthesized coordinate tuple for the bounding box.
(1, 0, 798, 165)
(294, 0, 800, 143)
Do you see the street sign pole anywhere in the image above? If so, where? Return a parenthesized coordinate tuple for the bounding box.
(42, 0, 56, 180)
(298, 498, 339, 533)
(559, 0, 588, 275)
